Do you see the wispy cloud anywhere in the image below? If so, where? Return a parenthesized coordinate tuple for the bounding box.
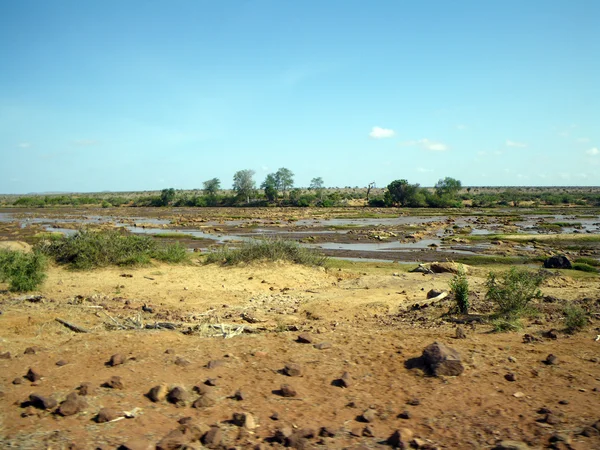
(401, 138, 448, 151)
(506, 140, 527, 148)
(17, 142, 31, 149)
(586, 147, 599, 156)
(72, 139, 99, 146)
(456, 124, 468, 131)
(576, 137, 591, 144)
(369, 126, 395, 139)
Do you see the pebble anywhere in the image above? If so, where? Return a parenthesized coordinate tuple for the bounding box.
(96, 407, 120, 423)
(108, 353, 126, 367)
(505, 373, 517, 382)
(147, 384, 168, 402)
(387, 428, 414, 448)
(12, 377, 23, 385)
(77, 382, 92, 396)
(283, 363, 303, 377)
(57, 392, 87, 416)
(314, 342, 332, 350)
(206, 360, 224, 369)
(232, 412, 257, 430)
(202, 426, 222, 448)
(319, 427, 337, 437)
(0, 351, 11, 359)
(103, 376, 124, 389)
(24, 347, 37, 355)
(398, 410, 411, 419)
(361, 408, 377, 423)
(25, 368, 42, 382)
(167, 386, 188, 406)
(544, 354, 558, 365)
(174, 357, 190, 367)
(192, 392, 217, 408)
(28, 393, 57, 410)
(297, 333, 313, 344)
(55, 360, 69, 366)
(280, 384, 297, 397)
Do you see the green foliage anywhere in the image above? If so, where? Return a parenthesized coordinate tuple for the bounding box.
(309, 177, 324, 190)
(563, 305, 587, 333)
(485, 267, 544, 318)
(261, 173, 279, 202)
(233, 169, 256, 204)
(385, 179, 423, 207)
(574, 257, 600, 267)
(160, 188, 176, 206)
(203, 178, 221, 196)
(0, 250, 47, 292)
(449, 264, 469, 313)
(572, 262, 598, 273)
(435, 177, 462, 198)
(275, 167, 294, 195)
(36, 230, 188, 269)
(491, 317, 523, 332)
(205, 237, 328, 267)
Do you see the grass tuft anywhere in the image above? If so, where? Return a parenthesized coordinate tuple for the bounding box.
(0, 249, 47, 291)
(205, 237, 328, 267)
(563, 305, 587, 333)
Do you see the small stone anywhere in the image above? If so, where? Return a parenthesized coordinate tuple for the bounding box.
(174, 357, 190, 367)
(362, 425, 375, 437)
(297, 333, 313, 343)
(334, 371, 352, 388)
(582, 426, 600, 437)
(513, 392, 525, 398)
(398, 410, 411, 420)
(167, 386, 188, 406)
(319, 427, 337, 437)
(147, 384, 168, 402)
(508, 356, 517, 363)
(544, 329, 559, 340)
(206, 360, 224, 369)
(108, 353, 126, 366)
(55, 359, 68, 366)
(505, 373, 517, 382)
(202, 426, 222, 448)
(406, 398, 420, 406)
(314, 342, 332, 350)
(558, 399, 569, 405)
(544, 414, 561, 425)
(361, 408, 377, 423)
(232, 389, 245, 401)
(25, 368, 42, 382)
(0, 351, 11, 359)
(283, 363, 303, 377)
(164, 348, 175, 354)
(421, 342, 464, 377)
(77, 382, 92, 396)
(103, 376, 124, 390)
(538, 407, 552, 414)
(544, 354, 558, 365)
(117, 439, 153, 450)
(57, 393, 86, 416)
(24, 347, 37, 355)
(96, 407, 120, 423)
(12, 377, 23, 385)
(191, 392, 217, 408)
(455, 327, 467, 339)
(387, 428, 414, 448)
(232, 412, 257, 430)
(28, 393, 57, 410)
(273, 426, 293, 443)
(280, 384, 297, 397)
(205, 378, 218, 386)
(193, 384, 214, 396)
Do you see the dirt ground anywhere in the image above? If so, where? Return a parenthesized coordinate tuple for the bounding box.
(1, 255, 600, 449)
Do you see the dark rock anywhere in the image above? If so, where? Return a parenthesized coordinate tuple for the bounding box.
(147, 384, 168, 402)
(558, 399, 569, 405)
(398, 410, 411, 419)
(232, 389, 245, 401)
(544, 414, 561, 425)
(205, 360, 224, 369)
(543, 329, 559, 340)
(544, 255, 572, 269)
(202, 426, 222, 448)
(273, 426, 294, 443)
(108, 353, 126, 366)
(96, 407, 120, 423)
(25, 368, 42, 382)
(205, 378, 218, 386)
(360, 408, 377, 423)
(28, 393, 57, 410)
(421, 342, 464, 376)
(193, 384, 214, 396)
(55, 359, 68, 366)
(283, 363, 303, 377)
(406, 398, 420, 406)
(57, 393, 86, 416)
(157, 424, 204, 450)
(314, 342, 332, 350)
(427, 289, 443, 299)
(581, 426, 599, 437)
(191, 392, 217, 408)
(505, 373, 517, 382)
(319, 427, 337, 437)
(232, 412, 257, 429)
(24, 347, 37, 355)
(77, 382, 92, 396)
(387, 428, 414, 448)
(333, 371, 352, 388)
(544, 354, 558, 365)
(174, 357, 190, 367)
(297, 333, 313, 343)
(167, 386, 189, 407)
(12, 377, 23, 385)
(362, 425, 375, 437)
(279, 384, 297, 397)
(117, 439, 152, 450)
(538, 407, 553, 414)
(0, 351, 11, 359)
(102, 376, 124, 389)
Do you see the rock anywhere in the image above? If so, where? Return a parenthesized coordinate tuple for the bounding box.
(117, 439, 153, 450)
(193, 384, 214, 396)
(77, 382, 92, 396)
(108, 353, 126, 366)
(167, 387, 188, 406)
(314, 342, 332, 350)
(57, 392, 86, 416)
(0, 351, 11, 359)
(28, 393, 57, 410)
(427, 289, 443, 299)
(339, 371, 352, 388)
(25, 368, 42, 382)
(102, 376, 124, 389)
(421, 342, 464, 376)
(24, 347, 37, 355)
(273, 426, 294, 443)
(147, 384, 168, 402)
(96, 407, 120, 423)
(544, 329, 559, 340)
(192, 392, 217, 408)
(232, 389, 245, 401)
(283, 363, 303, 377)
(406, 398, 420, 406)
(544, 255, 572, 269)
(505, 373, 517, 382)
(205, 378, 218, 386)
(581, 426, 600, 437)
(387, 428, 414, 449)
(174, 357, 191, 367)
(398, 410, 411, 419)
(454, 327, 467, 339)
(205, 360, 224, 369)
(319, 427, 337, 437)
(297, 333, 313, 343)
(361, 408, 377, 423)
(201, 426, 222, 449)
(362, 425, 375, 437)
(55, 359, 68, 366)
(12, 377, 23, 385)
(430, 262, 468, 274)
(492, 441, 531, 450)
(545, 354, 558, 365)
(157, 424, 204, 450)
(232, 412, 257, 430)
(280, 384, 297, 397)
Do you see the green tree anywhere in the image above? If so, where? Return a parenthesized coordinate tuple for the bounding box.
(203, 178, 221, 196)
(275, 168, 294, 197)
(233, 170, 256, 204)
(434, 177, 462, 198)
(309, 177, 324, 190)
(261, 174, 279, 202)
(160, 188, 176, 206)
(385, 179, 423, 207)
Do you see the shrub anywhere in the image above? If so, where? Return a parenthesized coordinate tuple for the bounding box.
(572, 262, 598, 273)
(0, 250, 47, 292)
(449, 264, 469, 313)
(491, 317, 523, 332)
(563, 305, 587, 333)
(574, 257, 600, 267)
(36, 230, 188, 269)
(205, 237, 328, 267)
(485, 267, 544, 318)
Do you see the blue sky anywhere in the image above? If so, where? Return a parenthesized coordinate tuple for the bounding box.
(1, 0, 599, 194)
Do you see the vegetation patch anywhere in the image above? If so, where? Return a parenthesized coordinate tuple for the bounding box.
(0, 249, 47, 292)
(485, 266, 545, 320)
(563, 304, 588, 334)
(571, 262, 599, 273)
(36, 230, 188, 269)
(205, 237, 328, 267)
(449, 264, 469, 313)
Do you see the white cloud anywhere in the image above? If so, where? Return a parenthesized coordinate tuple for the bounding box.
(506, 140, 527, 148)
(369, 126, 395, 139)
(586, 147, 599, 156)
(17, 142, 31, 149)
(576, 137, 590, 144)
(400, 138, 448, 151)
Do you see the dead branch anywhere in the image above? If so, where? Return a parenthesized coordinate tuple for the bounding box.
(55, 318, 90, 333)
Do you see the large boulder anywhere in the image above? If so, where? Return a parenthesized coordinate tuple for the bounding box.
(543, 255, 572, 269)
(422, 342, 464, 376)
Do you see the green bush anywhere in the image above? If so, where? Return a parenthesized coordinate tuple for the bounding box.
(205, 237, 328, 267)
(485, 267, 544, 318)
(572, 263, 598, 273)
(449, 264, 469, 313)
(574, 257, 600, 267)
(36, 230, 188, 269)
(0, 250, 47, 292)
(563, 305, 587, 333)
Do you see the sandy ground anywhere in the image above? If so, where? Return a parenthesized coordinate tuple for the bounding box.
(1, 257, 599, 450)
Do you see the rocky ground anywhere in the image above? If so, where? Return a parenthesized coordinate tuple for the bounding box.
(1, 257, 600, 449)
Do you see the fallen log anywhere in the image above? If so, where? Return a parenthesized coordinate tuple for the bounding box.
(55, 318, 90, 333)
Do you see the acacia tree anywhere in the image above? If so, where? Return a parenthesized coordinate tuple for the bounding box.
(435, 177, 462, 198)
(233, 170, 256, 204)
(203, 178, 221, 196)
(385, 179, 423, 207)
(275, 168, 294, 197)
(261, 174, 279, 202)
(160, 188, 175, 206)
(309, 177, 324, 190)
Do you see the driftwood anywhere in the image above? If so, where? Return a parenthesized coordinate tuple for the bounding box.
(55, 318, 90, 333)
